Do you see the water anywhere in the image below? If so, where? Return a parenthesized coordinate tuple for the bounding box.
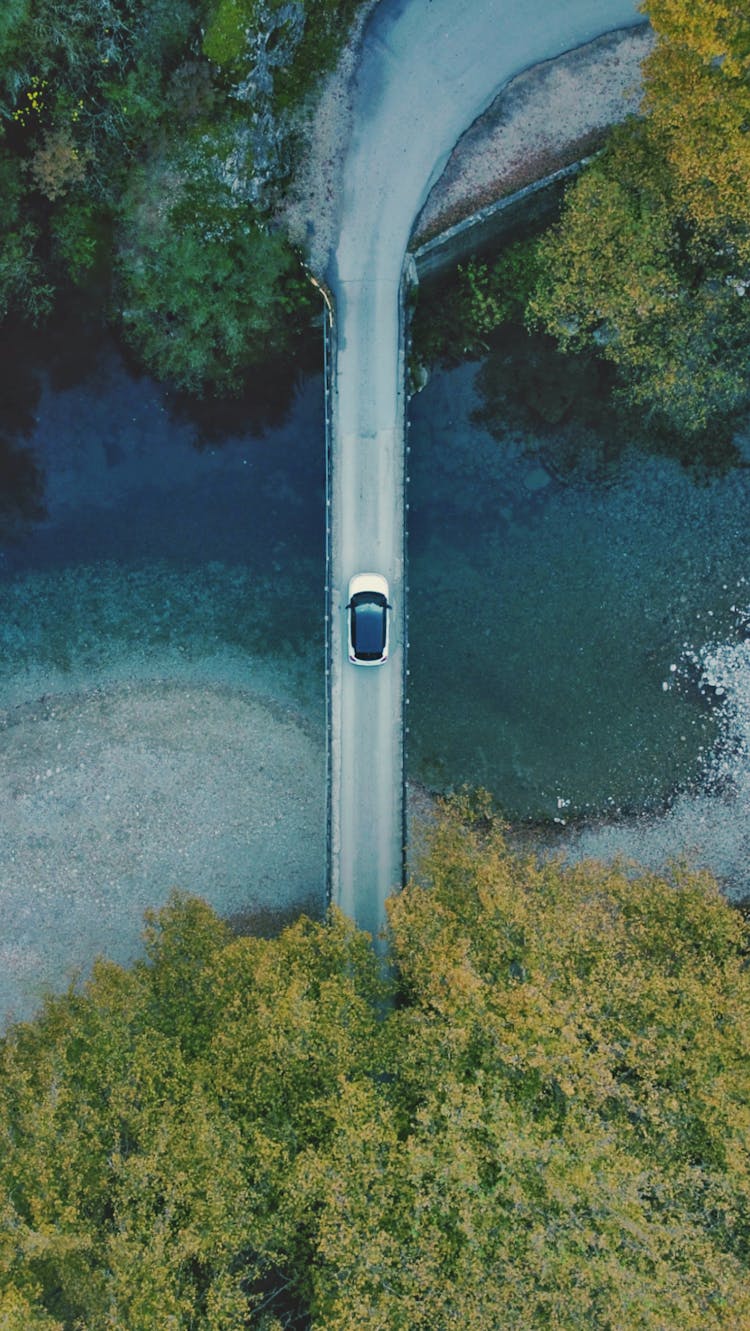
(0, 316, 326, 689)
(0, 315, 327, 1023)
(407, 359, 750, 864)
(567, 611, 750, 900)
(5, 313, 750, 1022)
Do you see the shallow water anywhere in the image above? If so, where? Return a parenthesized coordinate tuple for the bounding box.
(407, 361, 750, 841)
(5, 316, 750, 1021)
(564, 612, 750, 899)
(0, 319, 326, 698)
(0, 319, 327, 1021)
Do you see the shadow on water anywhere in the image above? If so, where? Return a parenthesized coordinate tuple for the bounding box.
(0, 308, 121, 537)
(226, 893, 325, 939)
(472, 326, 746, 482)
(0, 439, 46, 535)
(0, 309, 325, 551)
(164, 326, 322, 448)
(0, 309, 109, 398)
(0, 319, 48, 536)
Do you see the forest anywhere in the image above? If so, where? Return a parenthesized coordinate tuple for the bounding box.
(0, 0, 359, 393)
(1, 0, 748, 433)
(1, 798, 749, 1330)
(2, 3, 750, 1326)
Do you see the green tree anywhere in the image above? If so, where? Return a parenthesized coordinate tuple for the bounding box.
(2, 825, 749, 1330)
(0, 0, 29, 61)
(528, 0, 750, 436)
(0, 0, 349, 388)
(116, 146, 312, 393)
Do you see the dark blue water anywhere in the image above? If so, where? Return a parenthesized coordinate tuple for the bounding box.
(4, 317, 750, 834)
(0, 317, 326, 697)
(407, 361, 750, 825)
(0, 316, 323, 566)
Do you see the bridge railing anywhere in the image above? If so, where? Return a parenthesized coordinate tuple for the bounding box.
(322, 297, 335, 908)
(400, 261, 413, 891)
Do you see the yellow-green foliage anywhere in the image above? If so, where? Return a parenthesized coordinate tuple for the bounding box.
(530, 0, 750, 435)
(202, 0, 251, 68)
(1, 819, 749, 1330)
(373, 801, 750, 1329)
(643, 0, 750, 248)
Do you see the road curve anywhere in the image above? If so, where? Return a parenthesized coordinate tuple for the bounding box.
(327, 0, 643, 941)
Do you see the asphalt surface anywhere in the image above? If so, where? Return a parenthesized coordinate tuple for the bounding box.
(327, 0, 642, 941)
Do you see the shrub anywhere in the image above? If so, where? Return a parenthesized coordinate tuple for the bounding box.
(411, 235, 542, 366)
(117, 148, 312, 393)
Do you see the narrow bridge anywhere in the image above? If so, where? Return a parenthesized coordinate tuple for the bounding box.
(326, 0, 642, 941)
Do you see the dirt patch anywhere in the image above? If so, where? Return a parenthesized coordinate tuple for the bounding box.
(280, 0, 382, 277)
(413, 24, 654, 245)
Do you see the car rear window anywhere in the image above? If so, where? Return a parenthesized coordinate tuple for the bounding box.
(352, 594, 386, 658)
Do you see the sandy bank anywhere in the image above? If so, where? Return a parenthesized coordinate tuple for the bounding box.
(413, 23, 654, 244)
(0, 670, 325, 1026)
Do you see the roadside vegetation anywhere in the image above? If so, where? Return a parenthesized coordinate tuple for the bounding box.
(0, 0, 360, 394)
(414, 0, 750, 444)
(1, 797, 749, 1330)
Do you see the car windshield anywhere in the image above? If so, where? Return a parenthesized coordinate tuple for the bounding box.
(351, 593, 386, 658)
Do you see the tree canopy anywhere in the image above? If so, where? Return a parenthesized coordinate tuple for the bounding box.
(528, 0, 750, 436)
(1, 802, 749, 1330)
(0, 0, 355, 392)
(643, 0, 750, 244)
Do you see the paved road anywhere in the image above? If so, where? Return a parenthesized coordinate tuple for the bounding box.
(327, 0, 642, 941)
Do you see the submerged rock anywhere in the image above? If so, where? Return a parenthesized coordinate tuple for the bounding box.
(523, 466, 550, 491)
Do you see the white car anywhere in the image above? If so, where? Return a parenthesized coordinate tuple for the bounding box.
(346, 573, 391, 665)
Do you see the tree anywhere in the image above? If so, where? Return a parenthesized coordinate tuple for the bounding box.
(29, 128, 90, 201)
(0, 0, 351, 389)
(116, 138, 313, 394)
(643, 0, 750, 249)
(1, 817, 749, 1330)
(365, 801, 750, 1330)
(0, 154, 53, 322)
(528, 119, 750, 435)
(0, 0, 29, 61)
(0, 895, 387, 1330)
(528, 0, 750, 436)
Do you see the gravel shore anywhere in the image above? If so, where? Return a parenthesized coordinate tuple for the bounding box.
(413, 24, 654, 243)
(0, 660, 325, 1026)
